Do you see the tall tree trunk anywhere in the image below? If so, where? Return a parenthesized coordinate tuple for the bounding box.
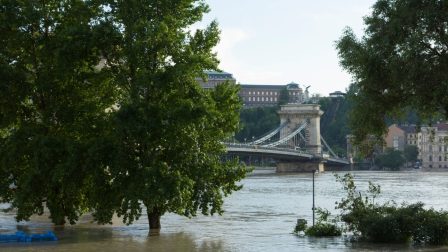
(147, 206, 161, 235)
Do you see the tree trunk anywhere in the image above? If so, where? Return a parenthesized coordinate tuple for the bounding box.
(147, 207, 161, 235)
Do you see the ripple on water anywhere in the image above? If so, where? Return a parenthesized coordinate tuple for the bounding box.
(2, 170, 448, 251)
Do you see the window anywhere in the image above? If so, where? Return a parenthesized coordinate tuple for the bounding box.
(439, 156, 442, 162)
(429, 155, 433, 162)
(429, 145, 433, 152)
(393, 136, 399, 150)
(248, 97, 251, 102)
(261, 97, 264, 101)
(274, 97, 277, 101)
(248, 91, 251, 95)
(262, 91, 264, 95)
(257, 97, 260, 101)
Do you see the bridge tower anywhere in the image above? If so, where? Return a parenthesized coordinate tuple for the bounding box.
(277, 104, 325, 172)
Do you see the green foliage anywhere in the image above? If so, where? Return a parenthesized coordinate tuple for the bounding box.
(374, 148, 405, 170)
(235, 106, 279, 142)
(85, 0, 248, 230)
(305, 223, 342, 237)
(404, 145, 419, 163)
(0, 0, 116, 225)
(335, 173, 448, 245)
(294, 208, 342, 237)
(305, 208, 342, 237)
(336, 0, 448, 143)
(319, 97, 352, 156)
(294, 219, 307, 233)
(1, 0, 248, 230)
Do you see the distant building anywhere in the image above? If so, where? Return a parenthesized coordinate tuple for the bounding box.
(329, 91, 346, 98)
(384, 123, 448, 170)
(385, 124, 417, 151)
(239, 82, 309, 108)
(197, 70, 310, 108)
(196, 70, 236, 89)
(418, 123, 448, 170)
(239, 84, 282, 107)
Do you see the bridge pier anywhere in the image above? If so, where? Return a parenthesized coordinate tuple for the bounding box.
(276, 161, 324, 173)
(279, 104, 323, 155)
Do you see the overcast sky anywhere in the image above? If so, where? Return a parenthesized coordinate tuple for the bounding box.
(198, 0, 377, 96)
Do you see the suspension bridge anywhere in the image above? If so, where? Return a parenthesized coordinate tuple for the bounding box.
(225, 104, 349, 172)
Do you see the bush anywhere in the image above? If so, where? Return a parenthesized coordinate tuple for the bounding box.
(305, 223, 342, 237)
(294, 208, 342, 237)
(335, 173, 448, 245)
(294, 219, 307, 234)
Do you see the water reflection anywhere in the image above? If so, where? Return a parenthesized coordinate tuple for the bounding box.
(1, 171, 448, 251)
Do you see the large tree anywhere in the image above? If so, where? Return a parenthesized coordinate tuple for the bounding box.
(337, 0, 448, 142)
(87, 0, 247, 232)
(0, 0, 116, 225)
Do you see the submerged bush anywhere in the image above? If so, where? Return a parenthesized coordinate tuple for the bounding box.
(294, 208, 342, 237)
(335, 173, 448, 245)
(305, 223, 342, 237)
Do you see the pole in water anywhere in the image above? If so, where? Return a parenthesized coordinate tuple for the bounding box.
(312, 169, 316, 226)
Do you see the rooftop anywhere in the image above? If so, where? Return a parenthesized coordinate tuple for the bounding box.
(204, 70, 233, 76)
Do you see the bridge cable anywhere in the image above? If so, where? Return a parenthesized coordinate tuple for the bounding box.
(321, 136, 338, 158)
(248, 121, 288, 145)
(262, 121, 308, 147)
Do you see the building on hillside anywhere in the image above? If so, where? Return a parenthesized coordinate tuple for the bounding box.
(329, 91, 346, 98)
(197, 71, 311, 108)
(238, 84, 281, 107)
(239, 82, 309, 107)
(418, 123, 448, 170)
(196, 70, 236, 89)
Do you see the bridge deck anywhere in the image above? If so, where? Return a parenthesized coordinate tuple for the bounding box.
(226, 144, 349, 165)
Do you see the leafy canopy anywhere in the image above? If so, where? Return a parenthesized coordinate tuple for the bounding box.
(337, 0, 448, 142)
(0, 0, 116, 225)
(85, 0, 247, 229)
(1, 0, 247, 229)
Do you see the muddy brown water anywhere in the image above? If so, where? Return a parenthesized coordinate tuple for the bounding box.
(1, 170, 448, 251)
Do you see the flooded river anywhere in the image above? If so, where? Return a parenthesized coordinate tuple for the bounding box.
(1, 170, 448, 251)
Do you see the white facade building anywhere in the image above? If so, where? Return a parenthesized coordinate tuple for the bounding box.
(418, 123, 448, 170)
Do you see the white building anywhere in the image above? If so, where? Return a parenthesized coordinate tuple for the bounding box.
(418, 123, 448, 170)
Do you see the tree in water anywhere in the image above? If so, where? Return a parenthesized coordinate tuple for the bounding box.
(88, 0, 247, 232)
(337, 0, 448, 142)
(0, 0, 117, 225)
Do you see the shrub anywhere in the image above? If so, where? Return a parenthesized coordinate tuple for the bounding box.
(294, 219, 307, 234)
(305, 223, 342, 237)
(335, 173, 448, 245)
(294, 208, 342, 237)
